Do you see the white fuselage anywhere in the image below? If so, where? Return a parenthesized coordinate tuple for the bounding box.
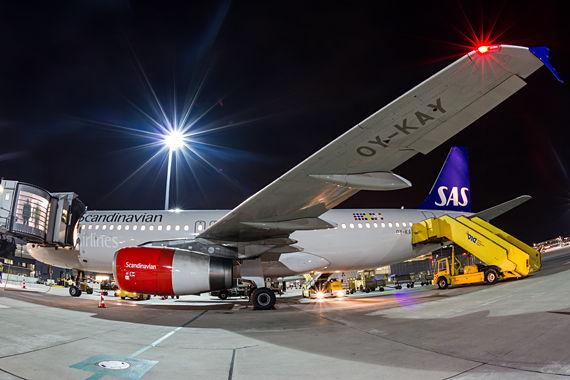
(27, 208, 464, 275)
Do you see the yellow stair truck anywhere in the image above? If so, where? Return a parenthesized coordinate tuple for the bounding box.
(412, 215, 541, 289)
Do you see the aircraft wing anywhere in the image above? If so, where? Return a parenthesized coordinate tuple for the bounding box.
(199, 45, 547, 246)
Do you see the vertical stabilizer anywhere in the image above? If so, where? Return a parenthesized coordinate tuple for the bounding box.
(417, 146, 470, 212)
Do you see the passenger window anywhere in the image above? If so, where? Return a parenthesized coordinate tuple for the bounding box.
(373, 223, 378, 228)
(166, 225, 171, 231)
(102, 225, 107, 230)
(95, 225, 100, 230)
(110, 225, 114, 230)
(175, 225, 180, 231)
(81, 225, 86, 230)
(195, 221, 206, 233)
(341, 223, 346, 229)
(125, 225, 130, 231)
(381, 223, 385, 228)
(133, 225, 137, 231)
(184, 225, 189, 231)
(117, 225, 122, 230)
(149, 225, 154, 231)
(349, 223, 354, 229)
(388, 223, 393, 228)
(141, 225, 146, 231)
(158, 225, 162, 231)
(395, 222, 400, 227)
(402, 222, 407, 227)
(366, 223, 370, 228)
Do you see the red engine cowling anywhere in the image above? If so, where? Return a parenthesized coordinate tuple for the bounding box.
(113, 247, 232, 296)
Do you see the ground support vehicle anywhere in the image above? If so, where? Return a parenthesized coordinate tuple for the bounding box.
(99, 279, 118, 296)
(211, 279, 252, 300)
(390, 273, 416, 289)
(115, 289, 151, 300)
(79, 281, 93, 294)
(355, 270, 380, 292)
(418, 271, 433, 286)
(302, 279, 343, 298)
(412, 215, 541, 289)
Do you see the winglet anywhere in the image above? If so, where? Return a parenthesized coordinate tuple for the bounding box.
(529, 47, 563, 83)
(417, 146, 470, 212)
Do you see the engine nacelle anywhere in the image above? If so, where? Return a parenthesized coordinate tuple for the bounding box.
(113, 247, 232, 296)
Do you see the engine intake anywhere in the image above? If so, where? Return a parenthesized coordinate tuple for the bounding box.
(113, 247, 232, 296)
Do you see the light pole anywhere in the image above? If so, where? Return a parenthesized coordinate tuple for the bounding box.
(164, 131, 184, 211)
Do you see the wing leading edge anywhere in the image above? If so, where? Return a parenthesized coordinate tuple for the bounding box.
(199, 45, 547, 247)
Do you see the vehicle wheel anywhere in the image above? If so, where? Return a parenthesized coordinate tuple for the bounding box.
(351, 289, 355, 294)
(103, 291, 108, 296)
(218, 290, 229, 300)
(380, 287, 384, 292)
(176, 295, 179, 299)
(411, 283, 414, 288)
(485, 269, 499, 284)
(69, 286, 81, 297)
(437, 276, 449, 290)
(121, 297, 126, 300)
(251, 287, 276, 310)
(138, 295, 143, 300)
(87, 288, 93, 294)
(365, 289, 370, 293)
(406, 283, 410, 288)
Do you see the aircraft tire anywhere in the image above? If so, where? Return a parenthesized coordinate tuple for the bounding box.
(437, 276, 448, 290)
(485, 269, 499, 285)
(251, 287, 276, 310)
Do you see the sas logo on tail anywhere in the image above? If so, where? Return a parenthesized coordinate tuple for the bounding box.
(434, 186, 469, 207)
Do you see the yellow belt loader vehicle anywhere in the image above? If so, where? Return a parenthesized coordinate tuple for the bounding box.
(302, 273, 343, 298)
(412, 215, 541, 289)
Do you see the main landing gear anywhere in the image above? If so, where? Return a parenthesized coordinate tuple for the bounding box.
(250, 287, 276, 310)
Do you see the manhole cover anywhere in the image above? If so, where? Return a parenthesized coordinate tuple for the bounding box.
(96, 360, 131, 370)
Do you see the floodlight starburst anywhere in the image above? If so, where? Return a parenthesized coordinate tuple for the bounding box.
(164, 130, 185, 150)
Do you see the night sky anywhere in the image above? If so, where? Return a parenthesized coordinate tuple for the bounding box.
(1, 1, 569, 244)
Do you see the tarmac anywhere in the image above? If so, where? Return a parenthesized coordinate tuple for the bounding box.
(1, 250, 570, 380)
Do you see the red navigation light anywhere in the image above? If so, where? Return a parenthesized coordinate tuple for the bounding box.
(477, 44, 500, 54)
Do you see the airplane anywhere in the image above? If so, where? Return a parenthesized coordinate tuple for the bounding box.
(0, 44, 560, 310)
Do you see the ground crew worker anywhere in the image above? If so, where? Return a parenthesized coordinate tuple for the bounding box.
(22, 200, 31, 225)
(33, 206, 41, 228)
(0, 261, 3, 283)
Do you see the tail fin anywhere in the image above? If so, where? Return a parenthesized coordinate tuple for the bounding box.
(417, 146, 470, 212)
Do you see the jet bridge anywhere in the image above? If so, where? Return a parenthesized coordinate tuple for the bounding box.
(0, 179, 86, 248)
(412, 215, 540, 279)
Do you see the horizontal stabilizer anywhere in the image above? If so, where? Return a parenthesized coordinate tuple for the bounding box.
(470, 195, 531, 221)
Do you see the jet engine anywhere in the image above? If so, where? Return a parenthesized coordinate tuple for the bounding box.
(113, 247, 232, 296)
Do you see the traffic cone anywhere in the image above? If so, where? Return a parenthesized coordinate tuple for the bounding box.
(98, 293, 107, 308)
(160, 296, 165, 300)
(21, 277, 26, 289)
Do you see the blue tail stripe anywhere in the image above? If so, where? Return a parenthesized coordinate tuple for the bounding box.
(417, 146, 470, 212)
